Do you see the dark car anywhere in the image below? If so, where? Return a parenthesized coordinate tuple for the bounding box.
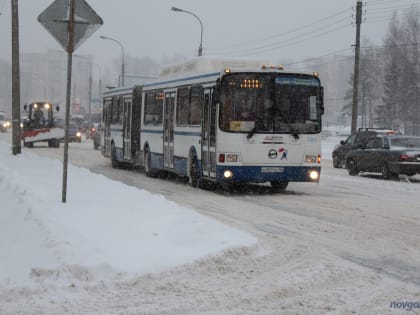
(345, 135, 420, 179)
(68, 123, 82, 143)
(332, 128, 397, 168)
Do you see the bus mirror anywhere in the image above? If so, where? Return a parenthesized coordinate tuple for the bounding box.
(23, 104, 27, 111)
(56, 106, 60, 112)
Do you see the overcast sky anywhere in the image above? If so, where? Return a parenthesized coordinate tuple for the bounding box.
(0, 0, 419, 69)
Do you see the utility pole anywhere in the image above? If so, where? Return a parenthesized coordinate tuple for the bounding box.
(351, 1, 363, 133)
(11, 0, 21, 155)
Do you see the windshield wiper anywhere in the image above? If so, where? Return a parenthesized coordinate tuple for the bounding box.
(247, 126, 257, 139)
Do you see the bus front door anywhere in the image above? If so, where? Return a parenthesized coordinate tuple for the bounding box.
(123, 97, 132, 160)
(164, 91, 175, 169)
(202, 89, 216, 178)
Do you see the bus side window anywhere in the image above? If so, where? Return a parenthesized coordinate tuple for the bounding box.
(144, 92, 155, 125)
(177, 87, 189, 126)
(190, 86, 203, 125)
(155, 91, 164, 124)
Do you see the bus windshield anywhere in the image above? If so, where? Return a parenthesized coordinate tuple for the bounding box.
(219, 73, 322, 135)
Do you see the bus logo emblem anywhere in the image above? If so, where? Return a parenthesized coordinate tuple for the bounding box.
(268, 149, 278, 159)
(278, 148, 288, 160)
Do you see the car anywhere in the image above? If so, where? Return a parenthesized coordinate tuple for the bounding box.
(86, 123, 98, 140)
(345, 135, 420, 179)
(332, 128, 397, 168)
(68, 123, 82, 143)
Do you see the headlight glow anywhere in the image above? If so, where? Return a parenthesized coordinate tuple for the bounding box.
(76, 132, 81, 137)
(309, 170, 319, 180)
(224, 170, 233, 179)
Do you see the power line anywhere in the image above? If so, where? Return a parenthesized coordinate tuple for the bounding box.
(206, 7, 351, 54)
(233, 24, 351, 58)
(209, 19, 351, 57)
(283, 48, 353, 67)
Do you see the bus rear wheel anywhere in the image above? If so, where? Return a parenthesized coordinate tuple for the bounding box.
(189, 155, 201, 188)
(144, 148, 157, 177)
(111, 143, 120, 169)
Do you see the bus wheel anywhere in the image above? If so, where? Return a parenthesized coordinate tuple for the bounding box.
(24, 141, 33, 148)
(144, 148, 157, 177)
(271, 181, 288, 191)
(111, 143, 120, 169)
(189, 155, 201, 188)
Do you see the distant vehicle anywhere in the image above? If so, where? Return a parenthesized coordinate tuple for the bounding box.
(86, 123, 97, 140)
(68, 122, 82, 143)
(0, 111, 7, 133)
(346, 135, 420, 179)
(332, 128, 397, 168)
(21, 102, 63, 148)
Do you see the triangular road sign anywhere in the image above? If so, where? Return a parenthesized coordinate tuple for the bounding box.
(38, 0, 103, 52)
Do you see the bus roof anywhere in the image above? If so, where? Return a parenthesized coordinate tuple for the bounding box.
(159, 57, 271, 78)
(103, 57, 321, 96)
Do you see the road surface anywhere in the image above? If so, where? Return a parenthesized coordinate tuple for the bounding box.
(1, 133, 419, 314)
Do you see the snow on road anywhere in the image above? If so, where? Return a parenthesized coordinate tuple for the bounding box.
(0, 132, 419, 314)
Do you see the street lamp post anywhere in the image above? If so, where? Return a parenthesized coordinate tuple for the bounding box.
(74, 54, 92, 124)
(99, 35, 125, 87)
(171, 6, 203, 57)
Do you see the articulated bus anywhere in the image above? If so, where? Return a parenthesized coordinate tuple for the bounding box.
(102, 57, 324, 190)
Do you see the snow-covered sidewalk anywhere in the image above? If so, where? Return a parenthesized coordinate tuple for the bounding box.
(0, 140, 256, 286)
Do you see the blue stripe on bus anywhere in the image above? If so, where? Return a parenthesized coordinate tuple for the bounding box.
(141, 129, 164, 134)
(141, 129, 201, 137)
(215, 165, 321, 183)
(174, 130, 201, 136)
(142, 72, 220, 88)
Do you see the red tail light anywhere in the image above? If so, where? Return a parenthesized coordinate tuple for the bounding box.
(219, 154, 225, 163)
(399, 154, 409, 161)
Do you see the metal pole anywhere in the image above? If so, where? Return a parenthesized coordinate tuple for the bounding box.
(171, 7, 203, 57)
(62, 0, 75, 203)
(351, 1, 362, 133)
(11, 0, 21, 155)
(88, 62, 92, 124)
(99, 36, 125, 87)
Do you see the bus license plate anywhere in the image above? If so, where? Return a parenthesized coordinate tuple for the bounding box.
(261, 167, 284, 173)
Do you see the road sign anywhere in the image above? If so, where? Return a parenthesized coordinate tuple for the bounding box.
(38, 0, 103, 52)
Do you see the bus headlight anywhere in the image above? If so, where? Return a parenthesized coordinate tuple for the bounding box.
(305, 154, 321, 164)
(309, 170, 319, 180)
(219, 153, 241, 163)
(76, 132, 81, 137)
(224, 170, 233, 179)
(226, 153, 239, 163)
